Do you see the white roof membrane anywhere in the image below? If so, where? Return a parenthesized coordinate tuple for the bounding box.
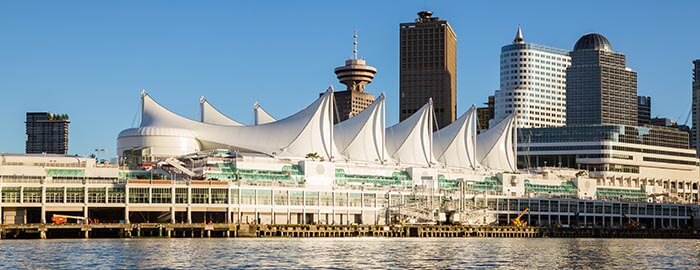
(385, 100, 436, 167)
(433, 106, 480, 169)
(140, 90, 338, 160)
(254, 102, 277, 125)
(199, 97, 244, 126)
(475, 114, 517, 172)
(334, 93, 391, 164)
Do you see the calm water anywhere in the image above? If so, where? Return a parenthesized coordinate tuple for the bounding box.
(1, 238, 699, 269)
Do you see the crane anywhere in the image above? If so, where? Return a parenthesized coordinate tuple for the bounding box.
(623, 214, 639, 229)
(511, 208, 529, 228)
(51, 214, 86, 225)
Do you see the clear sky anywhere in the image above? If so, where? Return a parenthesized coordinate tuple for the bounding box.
(0, 0, 698, 158)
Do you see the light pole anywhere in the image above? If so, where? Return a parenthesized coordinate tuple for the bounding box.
(94, 148, 109, 164)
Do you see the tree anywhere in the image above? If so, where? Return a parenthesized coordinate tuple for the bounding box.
(305, 152, 321, 161)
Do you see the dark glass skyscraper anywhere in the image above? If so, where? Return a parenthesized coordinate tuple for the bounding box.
(637, 95, 651, 126)
(399, 11, 457, 129)
(566, 33, 638, 126)
(25, 112, 70, 154)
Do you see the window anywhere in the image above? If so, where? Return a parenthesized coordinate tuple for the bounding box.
(66, 187, 85, 203)
(152, 188, 171, 204)
(335, 192, 348, 207)
(258, 190, 272, 205)
(108, 188, 125, 203)
(23, 187, 42, 203)
(274, 190, 287, 205)
(46, 187, 64, 203)
(175, 188, 188, 204)
(211, 189, 228, 204)
(320, 192, 333, 206)
(305, 191, 318, 206)
(349, 193, 362, 207)
(192, 188, 209, 204)
(290, 191, 303, 206)
(88, 188, 106, 204)
(363, 194, 376, 207)
(241, 189, 256, 205)
(129, 188, 148, 204)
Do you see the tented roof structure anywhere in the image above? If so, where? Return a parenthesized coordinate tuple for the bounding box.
(475, 114, 517, 172)
(433, 106, 479, 169)
(140, 90, 338, 160)
(385, 100, 436, 167)
(334, 93, 391, 164)
(253, 102, 277, 125)
(199, 97, 244, 126)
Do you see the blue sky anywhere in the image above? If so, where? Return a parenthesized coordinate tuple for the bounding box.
(0, 1, 698, 157)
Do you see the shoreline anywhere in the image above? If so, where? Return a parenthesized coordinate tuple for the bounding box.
(2, 223, 698, 240)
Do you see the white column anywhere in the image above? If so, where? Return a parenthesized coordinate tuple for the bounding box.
(124, 186, 130, 224)
(226, 185, 232, 224)
(171, 186, 176, 223)
(270, 189, 275, 224)
(0, 176, 3, 225)
(41, 186, 46, 224)
(187, 185, 192, 224)
(301, 191, 306, 224)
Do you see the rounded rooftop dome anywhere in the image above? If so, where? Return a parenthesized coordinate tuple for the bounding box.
(574, 33, 612, 51)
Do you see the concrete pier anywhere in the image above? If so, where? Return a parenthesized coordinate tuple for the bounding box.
(0, 223, 698, 239)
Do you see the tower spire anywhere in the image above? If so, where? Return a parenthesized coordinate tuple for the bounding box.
(514, 25, 525, 44)
(353, 29, 358, 59)
(334, 29, 376, 92)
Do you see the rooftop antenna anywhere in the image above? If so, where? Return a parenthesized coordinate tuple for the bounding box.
(353, 29, 358, 60)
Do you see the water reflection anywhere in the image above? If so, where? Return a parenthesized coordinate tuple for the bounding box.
(0, 238, 698, 269)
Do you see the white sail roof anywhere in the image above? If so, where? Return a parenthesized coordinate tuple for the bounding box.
(140, 90, 338, 160)
(253, 102, 277, 125)
(199, 97, 244, 126)
(334, 93, 391, 164)
(433, 106, 480, 169)
(475, 114, 517, 172)
(385, 100, 436, 167)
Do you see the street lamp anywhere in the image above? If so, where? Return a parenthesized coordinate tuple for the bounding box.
(95, 148, 109, 164)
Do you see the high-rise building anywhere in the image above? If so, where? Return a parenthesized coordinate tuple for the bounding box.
(566, 33, 638, 126)
(693, 59, 700, 156)
(495, 26, 570, 128)
(25, 112, 70, 154)
(477, 95, 494, 132)
(637, 95, 651, 126)
(399, 11, 457, 129)
(329, 31, 376, 123)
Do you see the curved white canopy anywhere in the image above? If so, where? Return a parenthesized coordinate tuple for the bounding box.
(433, 106, 480, 169)
(385, 100, 436, 167)
(199, 97, 244, 126)
(334, 93, 391, 164)
(253, 102, 277, 125)
(140, 90, 338, 160)
(475, 114, 517, 172)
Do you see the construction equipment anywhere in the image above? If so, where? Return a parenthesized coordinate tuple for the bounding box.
(623, 214, 639, 229)
(51, 214, 86, 225)
(511, 208, 530, 228)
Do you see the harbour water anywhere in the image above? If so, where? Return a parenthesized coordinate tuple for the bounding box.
(1, 238, 699, 269)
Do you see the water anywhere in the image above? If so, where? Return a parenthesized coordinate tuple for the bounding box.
(1, 238, 699, 269)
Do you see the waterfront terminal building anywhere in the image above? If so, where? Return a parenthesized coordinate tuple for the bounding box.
(2, 91, 699, 230)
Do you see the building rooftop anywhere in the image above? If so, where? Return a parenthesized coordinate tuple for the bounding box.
(573, 33, 612, 51)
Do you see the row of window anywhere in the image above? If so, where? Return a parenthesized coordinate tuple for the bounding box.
(503, 63, 567, 73)
(503, 51, 570, 62)
(505, 80, 565, 90)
